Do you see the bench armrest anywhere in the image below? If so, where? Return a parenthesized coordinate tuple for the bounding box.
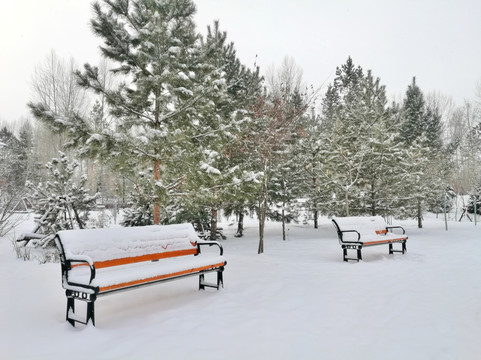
(339, 229, 361, 243)
(386, 226, 405, 235)
(67, 255, 96, 285)
(332, 219, 360, 243)
(197, 241, 224, 256)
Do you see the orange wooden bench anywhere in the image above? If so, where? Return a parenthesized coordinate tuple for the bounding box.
(332, 216, 408, 262)
(55, 224, 226, 326)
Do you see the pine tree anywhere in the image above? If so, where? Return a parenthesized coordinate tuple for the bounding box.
(29, 0, 211, 225)
(219, 44, 263, 238)
(156, 21, 264, 239)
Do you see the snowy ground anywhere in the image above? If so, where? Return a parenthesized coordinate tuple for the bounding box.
(1, 213, 480, 360)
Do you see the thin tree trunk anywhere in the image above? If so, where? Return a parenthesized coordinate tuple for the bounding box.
(371, 181, 376, 216)
(282, 207, 286, 241)
(345, 190, 350, 216)
(313, 209, 318, 229)
(258, 166, 268, 254)
(153, 160, 161, 225)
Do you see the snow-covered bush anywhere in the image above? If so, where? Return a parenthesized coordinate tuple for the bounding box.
(467, 182, 481, 215)
(87, 209, 112, 228)
(26, 152, 97, 247)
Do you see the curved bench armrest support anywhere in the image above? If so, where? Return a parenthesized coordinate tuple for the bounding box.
(67, 255, 96, 285)
(332, 219, 361, 243)
(197, 241, 224, 256)
(386, 226, 405, 235)
(340, 229, 361, 242)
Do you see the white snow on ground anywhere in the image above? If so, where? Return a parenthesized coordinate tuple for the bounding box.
(1, 214, 480, 360)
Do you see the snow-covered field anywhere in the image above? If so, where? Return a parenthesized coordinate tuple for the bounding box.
(1, 214, 480, 360)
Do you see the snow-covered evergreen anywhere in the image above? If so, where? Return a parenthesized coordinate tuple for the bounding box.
(19, 4, 479, 249)
(25, 153, 97, 247)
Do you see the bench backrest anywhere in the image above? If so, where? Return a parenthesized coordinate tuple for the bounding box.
(333, 216, 388, 242)
(56, 223, 199, 268)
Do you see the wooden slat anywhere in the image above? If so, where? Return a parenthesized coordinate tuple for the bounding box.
(71, 248, 198, 269)
(94, 248, 198, 269)
(98, 262, 226, 293)
(363, 237, 407, 246)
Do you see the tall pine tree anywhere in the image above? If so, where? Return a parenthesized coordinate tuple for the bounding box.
(30, 0, 212, 224)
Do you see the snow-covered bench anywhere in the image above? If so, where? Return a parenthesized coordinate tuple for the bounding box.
(332, 216, 407, 262)
(55, 223, 226, 327)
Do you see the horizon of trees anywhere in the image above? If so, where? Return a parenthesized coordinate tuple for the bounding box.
(1, 0, 480, 251)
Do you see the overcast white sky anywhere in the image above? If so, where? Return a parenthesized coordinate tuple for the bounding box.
(1, 0, 480, 124)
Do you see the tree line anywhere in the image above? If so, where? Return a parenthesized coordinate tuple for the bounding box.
(1, 0, 480, 251)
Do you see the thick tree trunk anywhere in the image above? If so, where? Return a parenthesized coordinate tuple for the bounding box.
(313, 209, 318, 229)
(235, 211, 244, 237)
(282, 208, 286, 241)
(258, 210, 265, 254)
(210, 208, 218, 240)
(153, 160, 161, 225)
(417, 200, 423, 228)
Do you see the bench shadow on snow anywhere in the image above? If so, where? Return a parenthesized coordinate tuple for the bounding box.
(81, 278, 218, 328)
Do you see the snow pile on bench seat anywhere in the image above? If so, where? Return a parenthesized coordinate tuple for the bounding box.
(68, 253, 226, 291)
(334, 216, 406, 243)
(57, 224, 199, 263)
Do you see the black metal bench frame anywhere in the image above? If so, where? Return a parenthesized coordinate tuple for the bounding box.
(56, 236, 225, 327)
(332, 218, 407, 262)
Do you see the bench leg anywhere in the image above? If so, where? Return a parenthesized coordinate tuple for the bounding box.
(66, 296, 75, 327)
(343, 247, 361, 262)
(199, 274, 205, 290)
(65, 290, 96, 327)
(217, 269, 224, 289)
(86, 301, 95, 327)
(389, 242, 407, 255)
(199, 269, 224, 290)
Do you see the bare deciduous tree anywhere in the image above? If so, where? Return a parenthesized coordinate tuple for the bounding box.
(30, 51, 89, 165)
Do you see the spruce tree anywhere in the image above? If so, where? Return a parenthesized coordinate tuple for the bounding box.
(317, 60, 416, 218)
(399, 77, 447, 227)
(467, 180, 481, 215)
(0, 127, 29, 191)
(401, 77, 426, 144)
